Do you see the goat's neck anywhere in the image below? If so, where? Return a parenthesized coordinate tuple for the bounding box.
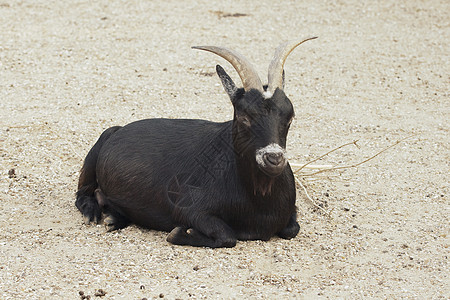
(231, 123, 275, 197)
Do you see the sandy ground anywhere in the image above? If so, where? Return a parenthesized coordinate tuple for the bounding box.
(0, 0, 449, 299)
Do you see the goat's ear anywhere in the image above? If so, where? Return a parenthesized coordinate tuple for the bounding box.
(282, 69, 285, 90)
(216, 65, 238, 101)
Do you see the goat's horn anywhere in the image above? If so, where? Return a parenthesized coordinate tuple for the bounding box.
(193, 46, 264, 93)
(267, 37, 317, 94)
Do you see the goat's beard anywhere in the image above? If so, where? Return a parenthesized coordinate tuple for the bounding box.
(251, 170, 275, 196)
(234, 149, 277, 197)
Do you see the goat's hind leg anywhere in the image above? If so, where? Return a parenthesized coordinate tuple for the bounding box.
(75, 126, 122, 225)
(76, 186, 102, 225)
(95, 189, 130, 231)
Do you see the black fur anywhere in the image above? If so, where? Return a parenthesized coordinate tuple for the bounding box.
(76, 65, 299, 248)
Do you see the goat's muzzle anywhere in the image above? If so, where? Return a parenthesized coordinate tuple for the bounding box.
(255, 144, 287, 177)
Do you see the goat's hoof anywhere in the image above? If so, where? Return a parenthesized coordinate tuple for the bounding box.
(83, 214, 99, 225)
(83, 215, 91, 225)
(104, 215, 119, 232)
(167, 227, 187, 242)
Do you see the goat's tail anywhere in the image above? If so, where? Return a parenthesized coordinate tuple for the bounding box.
(75, 126, 122, 224)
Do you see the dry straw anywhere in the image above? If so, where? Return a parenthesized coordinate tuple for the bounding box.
(291, 135, 414, 216)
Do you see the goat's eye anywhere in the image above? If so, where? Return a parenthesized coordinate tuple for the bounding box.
(237, 115, 251, 127)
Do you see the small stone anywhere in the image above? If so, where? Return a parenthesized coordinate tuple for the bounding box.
(94, 289, 106, 297)
(8, 168, 16, 178)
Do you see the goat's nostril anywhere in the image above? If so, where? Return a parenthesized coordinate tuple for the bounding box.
(264, 152, 284, 166)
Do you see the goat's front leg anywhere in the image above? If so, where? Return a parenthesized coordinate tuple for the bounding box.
(277, 212, 300, 239)
(167, 214, 236, 248)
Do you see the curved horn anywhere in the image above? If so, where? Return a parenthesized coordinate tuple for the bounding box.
(192, 46, 264, 93)
(267, 36, 318, 94)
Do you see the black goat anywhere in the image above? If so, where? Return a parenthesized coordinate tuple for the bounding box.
(76, 37, 317, 248)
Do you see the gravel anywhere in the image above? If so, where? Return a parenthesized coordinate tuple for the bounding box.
(0, 0, 448, 298)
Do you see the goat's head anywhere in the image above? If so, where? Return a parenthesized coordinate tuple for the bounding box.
(193, 37, 317, 178)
